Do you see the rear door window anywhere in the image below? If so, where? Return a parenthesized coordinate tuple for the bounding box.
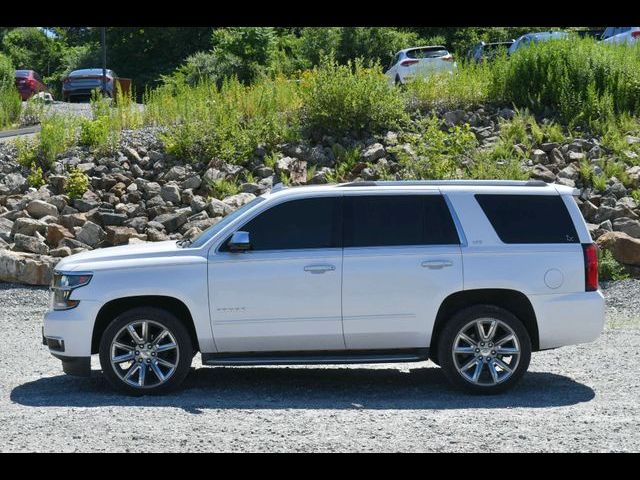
(344, 195, 459, 247)
(406, 48, 449, 59)
(475, 194, 579, 244)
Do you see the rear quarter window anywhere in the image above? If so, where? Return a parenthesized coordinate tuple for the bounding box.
(475, 194, 579, 244)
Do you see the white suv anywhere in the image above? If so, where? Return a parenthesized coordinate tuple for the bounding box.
(385, 46, 456, 85)
(43, 180, 605, 395)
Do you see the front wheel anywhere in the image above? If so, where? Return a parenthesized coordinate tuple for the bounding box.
(99, 307, 193, 395)
(438, 305, 531, 394)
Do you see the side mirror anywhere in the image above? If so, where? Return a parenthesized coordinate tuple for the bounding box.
(228, 231, 251, 252)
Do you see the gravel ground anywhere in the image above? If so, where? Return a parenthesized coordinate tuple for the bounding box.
(0, 280, 638, 452)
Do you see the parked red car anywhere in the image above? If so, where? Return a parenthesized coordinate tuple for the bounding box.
(15, 70, 47, 100)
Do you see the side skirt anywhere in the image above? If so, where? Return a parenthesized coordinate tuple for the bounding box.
(201, 348, 429, 366)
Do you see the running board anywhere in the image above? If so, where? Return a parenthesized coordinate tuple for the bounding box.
(201, 348, 429, 366)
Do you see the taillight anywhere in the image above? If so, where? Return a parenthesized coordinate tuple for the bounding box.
(441, 54, 455, 62)
(400, 59, 419, 67)
(582, 243, 598, 292)
(631, 31, 640, 39)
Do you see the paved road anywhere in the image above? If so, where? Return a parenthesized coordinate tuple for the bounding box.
(0, 281, 638, 452)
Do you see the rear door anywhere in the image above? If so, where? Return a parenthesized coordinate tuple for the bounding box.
(341, 192, 463, 350)
(407, 47, 454, 76)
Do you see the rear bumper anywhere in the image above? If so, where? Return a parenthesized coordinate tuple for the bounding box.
(530, 290, 605, 350)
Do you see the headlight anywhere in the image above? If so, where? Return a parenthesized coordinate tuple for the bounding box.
(51, 273, 92, 310)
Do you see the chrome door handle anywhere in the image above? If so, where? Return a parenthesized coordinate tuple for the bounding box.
(421, 260, 453, 269)
(304, 264, 336, 274)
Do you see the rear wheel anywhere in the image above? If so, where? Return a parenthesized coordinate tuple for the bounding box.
(99, 307, 193, 396)
(438, 305, 531, 394)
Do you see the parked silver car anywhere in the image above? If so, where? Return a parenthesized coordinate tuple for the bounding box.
(62, 68, 119, 102)
(508, 31, 569, 55)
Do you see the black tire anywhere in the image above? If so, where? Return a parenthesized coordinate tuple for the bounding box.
(99, 307, 193, 396)
(438, 305, 531, 394)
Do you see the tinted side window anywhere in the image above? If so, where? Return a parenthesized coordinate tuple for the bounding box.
(230, 197, 341, 251)
(475, 194, 579, 244)
(344, 195, 459, 247)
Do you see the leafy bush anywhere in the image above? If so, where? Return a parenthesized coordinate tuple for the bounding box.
(64, 167, 89, 199)
(79, 116, 116, 152)
(390, 115, 477, 180)
(598, 248, 630, 281)
(300, 57, 407, 137)
(0, 86, 21, 129)
(26, 163, 45, 189)
(404, 60, 494, 111)
(145, 75, 301, 164)
(490, 37, 640, 127)
(208, 178, 240, 199)
(0, 53, 15, 90)
(16, 115, 78, 171)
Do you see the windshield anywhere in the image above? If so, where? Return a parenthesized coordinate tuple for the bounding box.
(186, 196, 266, 249)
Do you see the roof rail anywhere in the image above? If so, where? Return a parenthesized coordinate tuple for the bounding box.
(338, 180, 548, 188)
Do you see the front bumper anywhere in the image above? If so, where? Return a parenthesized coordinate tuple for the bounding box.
(43, 299, 101, 376)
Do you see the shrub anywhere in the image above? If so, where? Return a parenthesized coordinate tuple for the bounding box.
(26, 163, 45, 189)
(598, 248, 630, 281)
(39, 115, 78, 170)
(0, 53, 14, 90)
(0, 86, 21, 129)
(300, 57, 407, 137)
(65, 167, 89, 199)
(79, 116, 117, 153)
(490, 37, 640, 127)
(208, 178, 240, 199)
(146, 75, 301, 164)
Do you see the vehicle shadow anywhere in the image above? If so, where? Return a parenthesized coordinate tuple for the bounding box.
(10, 365, 595, 412)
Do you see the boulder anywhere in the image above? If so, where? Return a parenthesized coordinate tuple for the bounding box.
(160, 184, 181, 204)
(26, 200, 58, 219)
(154, 210, 190, 233)
(76, 221, 106, 247)
(11, 218, 47, 238)
(530, 164, 556, 183)
(531, 149, 548, 164)
(223, 193, 256, 210)
(597, 231, 640, 266)
(105, 226, 146, 246)
(13, 233, 50, 255)
(50, 246, 72, 258)
(206, 198, 232, 218)
(45, 224, 73, 246)
(612, 217, 640, 238)
(0, 250, 58, 285)
(361, 143, 386, 163)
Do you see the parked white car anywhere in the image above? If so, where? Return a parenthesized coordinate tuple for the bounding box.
(508, 31, 569, 55)
(43, 180, 605, 395)
(385, 46, 456, 85)
(601, 27, 640, 45)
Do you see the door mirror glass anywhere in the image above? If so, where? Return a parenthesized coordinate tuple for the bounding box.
(228, 231, 251, 252)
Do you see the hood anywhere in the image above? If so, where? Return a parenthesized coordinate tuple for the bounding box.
(54, 240, 202, 273)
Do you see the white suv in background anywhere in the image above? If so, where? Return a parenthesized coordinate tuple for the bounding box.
(601, 27, 640, 45)
(385, 46, 457, 85)
(43, 180, 605, 395)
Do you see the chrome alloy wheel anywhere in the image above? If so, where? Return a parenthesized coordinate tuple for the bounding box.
(110, 320, 179, 388)
(452, 318, 521, 386)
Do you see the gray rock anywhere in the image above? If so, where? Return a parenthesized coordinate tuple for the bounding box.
(160, 184, 181, 204)
(26, 200, 58, 219)
(530, 164, 556, 183)
(11, 218, 47, 238)
(540, 142, 559, 152)
(362, 143, 386, 163)
(223, 193, 256, 210)
(531, 149, 548, 164)
(443, 109, 466, 127)
(549, 148, 565, 165)
(254, 166, 274, 178)
(50, 246, 72, 258)
(567, 151, 585, 162)
(76, 221, 106, 247)
(154, 210, 190, 233)
(142, 182, 162, 199)
(163, 166, 187, 182)
(13, 233, 49, 255)
(1, 173, 27, 195)
(99, 211, 128, 226)
(206, 198, 232, 218)
(613, 217, 640, 238)
(182, 175, 202, 190)
(0, 250, 58, 285)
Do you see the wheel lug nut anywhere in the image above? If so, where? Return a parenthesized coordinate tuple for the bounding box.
(146, 359, 151, 363)
(139, 344, 144, 348)
(480, 342, 485, 347)
(475, 348, 480, 353)
(135, 350, 139, 355)
(138, 358, 142, 363)
(151, 352, 156, 356)
(491, 350, 496, 355)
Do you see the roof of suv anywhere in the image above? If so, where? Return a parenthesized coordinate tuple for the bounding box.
(266, 180, 576, 199)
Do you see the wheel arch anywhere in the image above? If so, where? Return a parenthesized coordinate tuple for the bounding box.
(430, 289, 539, 361)
(92, 295, 199, 354)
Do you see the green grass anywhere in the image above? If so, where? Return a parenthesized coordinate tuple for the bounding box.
(599, 248, 630, 281)
(0, 87, 21, 129)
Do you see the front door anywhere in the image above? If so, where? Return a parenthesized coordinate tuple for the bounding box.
(208, 195, 344, 352)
